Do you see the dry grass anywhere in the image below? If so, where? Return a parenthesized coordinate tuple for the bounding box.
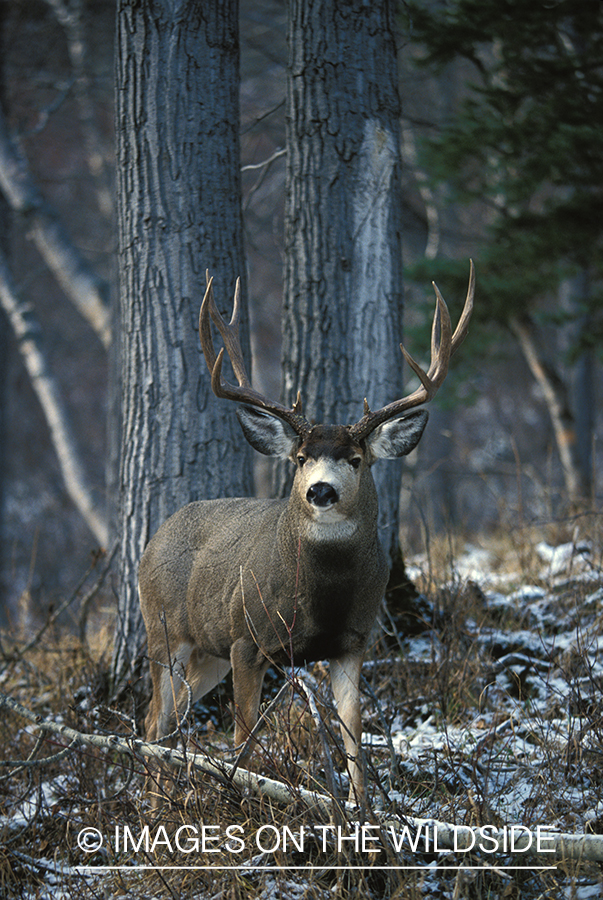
(1, 519, 603, 898)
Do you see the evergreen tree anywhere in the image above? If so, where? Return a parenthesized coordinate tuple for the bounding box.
(405, 0, 603, 501)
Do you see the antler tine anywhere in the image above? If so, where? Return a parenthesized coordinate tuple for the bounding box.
(450, 258, 475, 353)
(350, 261, 475, 441)
(200, 273, 258, 401)
(199, 274, 311, 436)
(208, 276, 252, 390)
(199, 273, 218, 374)
(427, 285, 453, 384)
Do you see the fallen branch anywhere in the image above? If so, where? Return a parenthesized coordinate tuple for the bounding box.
(0, 738, 78, 776)
(2, 690, 603, 863)
(0, 690, 341, 815)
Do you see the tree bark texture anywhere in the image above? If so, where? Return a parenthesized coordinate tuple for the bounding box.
(114, 0, 252, 679)
(281, 0, 405, 564)
(0, 22, 9, 608)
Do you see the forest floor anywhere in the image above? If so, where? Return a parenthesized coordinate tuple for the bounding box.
(1, 514, 603, 899)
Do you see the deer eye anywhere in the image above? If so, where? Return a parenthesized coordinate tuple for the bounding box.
(296, 455, 306, 468)
(349, 457, 361, 470)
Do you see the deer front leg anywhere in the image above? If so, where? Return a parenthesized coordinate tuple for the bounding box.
(230, 637, 270, 761)
(329, 651, 365, 804)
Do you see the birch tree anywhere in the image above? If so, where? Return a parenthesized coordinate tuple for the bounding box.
(0, 6, 111, 556)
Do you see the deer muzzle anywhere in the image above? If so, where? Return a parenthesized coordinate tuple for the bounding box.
(306, 481, 339, 507)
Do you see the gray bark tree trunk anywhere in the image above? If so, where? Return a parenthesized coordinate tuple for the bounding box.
(113, 0, 252, 681)
(279, 0, 405, 565)
(0, 8, 7, 613)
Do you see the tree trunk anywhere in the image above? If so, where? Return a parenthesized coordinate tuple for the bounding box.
(46, 0, 114, 219)
(571, 270, 594, 500)
(281, 0, 405, 565)
(113, 0, 252, 682)
(0, 7, 8, 612)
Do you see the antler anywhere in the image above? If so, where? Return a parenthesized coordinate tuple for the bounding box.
(349, 260, 475, 442)
(199, 273, 311, 437)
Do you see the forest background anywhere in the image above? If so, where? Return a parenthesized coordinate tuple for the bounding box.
(0, 0, 601, 635)
(1, 3, 603, 898)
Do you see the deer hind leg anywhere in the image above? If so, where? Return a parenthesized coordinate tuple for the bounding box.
(329, 651, 365, 804)
(145, 642, 231, 804)
(230, 637, 270, 762)
(145, 641, 193, 743)
(146, 643, 232, 741)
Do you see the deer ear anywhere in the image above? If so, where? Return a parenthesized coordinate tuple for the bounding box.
(236, 405, 298, 458)
(366, 409, 428, 460)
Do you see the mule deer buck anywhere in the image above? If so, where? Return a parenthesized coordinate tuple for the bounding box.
(139, 262, 474, 802)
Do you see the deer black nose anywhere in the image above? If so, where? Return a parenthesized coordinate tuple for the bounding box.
(307, 482, 338, 507)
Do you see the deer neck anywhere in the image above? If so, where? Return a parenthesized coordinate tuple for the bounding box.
(277, 471, 380, 562)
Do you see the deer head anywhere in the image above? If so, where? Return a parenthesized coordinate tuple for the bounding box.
(199, 263, 474, 527)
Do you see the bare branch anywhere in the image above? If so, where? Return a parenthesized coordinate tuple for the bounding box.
(20, 78, 74, 138)
(241, 97, 285, 135)
(510, 314, 582, 501)
(0, 738, 78, 777)
(295, 672, 339, 801)
(0, 544, 117, 665)
(0, 249, 108, 545)
(241, 147, 286, 173)
(78, 544, 118, 643)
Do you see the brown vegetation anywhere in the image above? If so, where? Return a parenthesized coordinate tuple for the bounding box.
(1, 519, 603, 898)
